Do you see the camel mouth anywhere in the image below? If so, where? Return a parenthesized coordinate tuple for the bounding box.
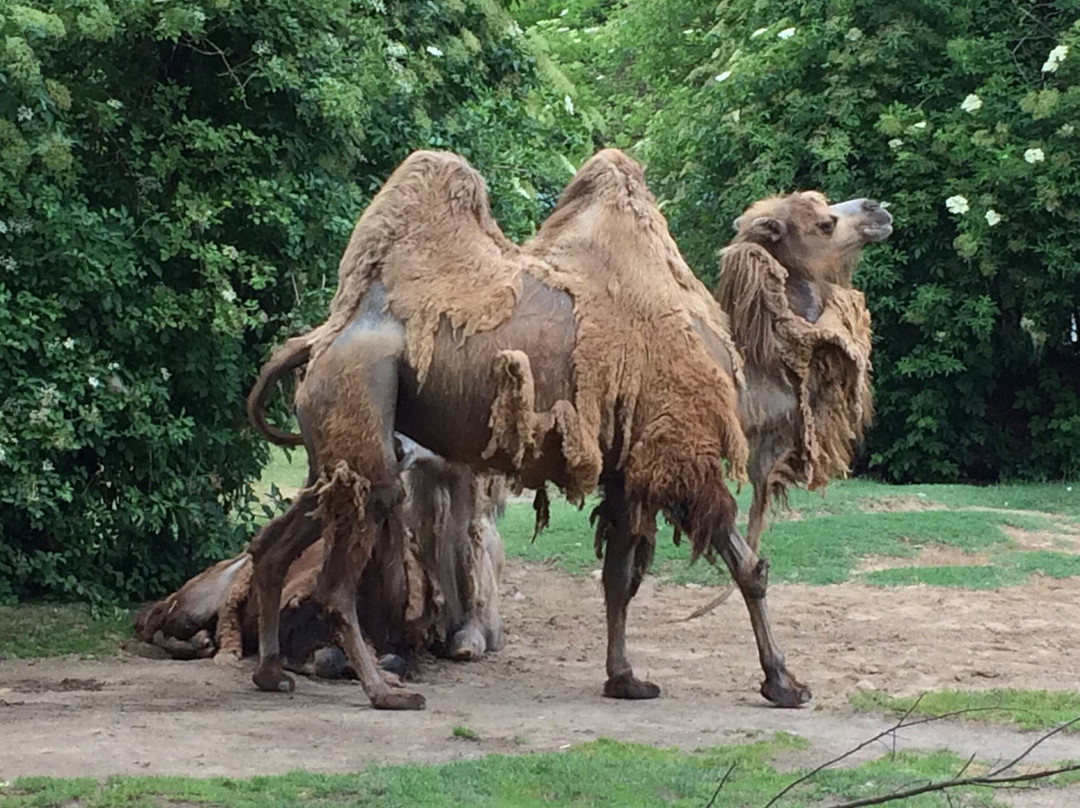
(861, 223, 893, 242)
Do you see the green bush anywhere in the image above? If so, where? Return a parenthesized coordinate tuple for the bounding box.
(0, 0, 591, 602)
(521, 0, 1080, 482)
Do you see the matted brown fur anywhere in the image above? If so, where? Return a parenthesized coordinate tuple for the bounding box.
(295, 147, 747, 561)
(286, 149, 747, 561)
(523, 150, 747, 559)
(718, 236, 873, 496)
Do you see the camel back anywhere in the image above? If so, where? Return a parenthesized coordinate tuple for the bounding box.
(718, 242, 873, 493)
(522, 150, 747, 558)
(291, 149, 747, 559)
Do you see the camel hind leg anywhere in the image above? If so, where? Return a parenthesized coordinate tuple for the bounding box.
(710, 527, 811, 707)
(250, 490, 323, 692)
(300, 313, 424, 710)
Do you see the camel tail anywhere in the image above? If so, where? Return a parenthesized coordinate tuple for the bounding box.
(247, 338, 311, 446)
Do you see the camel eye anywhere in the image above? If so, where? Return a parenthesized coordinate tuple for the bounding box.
(818, 218, 836, 235)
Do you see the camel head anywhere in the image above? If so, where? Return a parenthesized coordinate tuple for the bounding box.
(731, 191, 893, 286)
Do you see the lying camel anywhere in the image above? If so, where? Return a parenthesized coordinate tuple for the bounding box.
(245, 148, 812, 710)
(134, 443, 506, 672)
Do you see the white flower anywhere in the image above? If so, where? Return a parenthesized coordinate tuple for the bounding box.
(106, 99, 123, 110)
(42, 459, 53, 472)
(985, 209, 1002, 227)
(563, 95, 574, 115)
(960, 93, 982, 113)
(1071, 314, 1077, 343)
(62, 337, 76, 350)
(945, 195, 969, 215)
(715, 70, 732, 82)
(223, 245, 239, 260)
(425, 45, 443, 57)
(88, 376, 101, 389)
(16, 106, 33, 122)
(160, 367, 172, 381)
(888, 138, 904, 149)
(912, 121, 927, 129)
(1042, 44, 1068, 73)
(777, 27, 796, 40)
(1024, 147, 1045, 164)
(107, 361, 120, 371)
(845, 27, 863, 42)
(751, 27, 768, 38)
(1059, 123, 1075, 136)
(221, 287, 237, 302)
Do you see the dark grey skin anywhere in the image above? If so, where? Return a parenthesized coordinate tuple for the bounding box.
(247, 198, 888, 711)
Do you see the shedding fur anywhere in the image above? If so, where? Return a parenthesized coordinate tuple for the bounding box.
(133, 460, 507, 669)
(719, 242, 872, 493)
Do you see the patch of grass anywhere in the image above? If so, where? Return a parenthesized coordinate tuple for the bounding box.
(499, 486, 1066, 588)
(452, 725, 480, 741)
(1, 734, 1032, 807)
(0, 603, 132, 660)
(851, 689, 1080, 733)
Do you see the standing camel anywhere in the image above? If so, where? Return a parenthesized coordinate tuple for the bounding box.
(246, 149, 871, 710)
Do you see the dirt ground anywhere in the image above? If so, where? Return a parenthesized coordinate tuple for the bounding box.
(3, 559, 1080, 802)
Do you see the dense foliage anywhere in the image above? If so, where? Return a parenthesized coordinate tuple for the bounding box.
(517, 0, 1080, 482)
(0, 0, 591, 602)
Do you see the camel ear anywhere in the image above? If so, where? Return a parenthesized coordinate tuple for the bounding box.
(748, 216, 785, 242)
(732, 216, 742, 231)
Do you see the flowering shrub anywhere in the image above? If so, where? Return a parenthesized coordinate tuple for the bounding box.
(522, 0, 1080, 481)
(0, 0, 590, 602)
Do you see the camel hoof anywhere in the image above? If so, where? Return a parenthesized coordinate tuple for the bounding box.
(313, 647, 348, 680)
(371, 689, 426, 710)
(760, 672, 812, 708)
(449, 628, 485, 662)
(213, 650, 243, 668)
(603, 674, 661, 700)
(253, 658, 295, 693)
(378, 654, 408, 679)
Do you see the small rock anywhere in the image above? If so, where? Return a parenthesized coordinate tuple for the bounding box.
(590, 569, 602, 581)
(513, 591, 526, 601)
(854, 679, 876, 692)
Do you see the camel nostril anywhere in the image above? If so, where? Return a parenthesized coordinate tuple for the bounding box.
(862, 199, 881, 213)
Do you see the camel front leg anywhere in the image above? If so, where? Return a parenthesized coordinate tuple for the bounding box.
(712, 527, 811, 707)
(597, 485, 660, 699)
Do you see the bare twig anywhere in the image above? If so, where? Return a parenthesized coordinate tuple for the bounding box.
(987, 716, 1080, 777)
(703, 761, 737, 808)
(678, 585, 737, 622)
(762, 696, 926, 808)
(823, 763, 1080, 808)
(763, 713, 1080, 808)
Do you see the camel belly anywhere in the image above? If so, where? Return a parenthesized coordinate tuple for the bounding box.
(396, 273, 576, 483)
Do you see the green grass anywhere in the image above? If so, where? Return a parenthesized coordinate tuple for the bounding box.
(0, 603, 132, 660)
(451, 725, 480, 741)
(0, 735, 1035, 808)
(851, 689, 1080, 733)
(498, 479, 1080, 589)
